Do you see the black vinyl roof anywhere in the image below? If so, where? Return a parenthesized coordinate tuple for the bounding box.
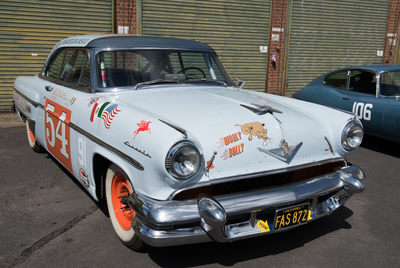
(87, 35, 214, 52)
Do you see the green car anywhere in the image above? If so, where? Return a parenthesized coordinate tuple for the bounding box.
(295, 65, 400, 142)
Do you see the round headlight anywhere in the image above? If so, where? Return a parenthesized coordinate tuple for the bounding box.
(166, 141, 201, 179)
(341, 121, 363, 150)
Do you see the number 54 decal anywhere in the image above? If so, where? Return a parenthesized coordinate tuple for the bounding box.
(352, 102, 373, 121)
(45, 99, 73, 174)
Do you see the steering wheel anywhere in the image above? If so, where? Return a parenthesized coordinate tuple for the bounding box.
(178, 67, 206, 79)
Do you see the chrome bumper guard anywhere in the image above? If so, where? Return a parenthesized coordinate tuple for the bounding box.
(127, 165, 364, 247)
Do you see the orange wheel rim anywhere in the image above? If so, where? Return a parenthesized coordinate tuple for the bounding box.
(28, 128, 36, 143)
(111, 173, 135, 230)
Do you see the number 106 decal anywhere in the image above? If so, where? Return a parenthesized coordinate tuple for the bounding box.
(45, 99, 73, 174)
(352, 102, 373, 121)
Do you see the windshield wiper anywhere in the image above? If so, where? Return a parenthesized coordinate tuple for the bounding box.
(134, 79, 182, 90)
(134, 78, 228, 90)
(187, 79, 228, 87)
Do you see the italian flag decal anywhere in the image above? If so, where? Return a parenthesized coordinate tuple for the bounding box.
(90, 101, 109, 122)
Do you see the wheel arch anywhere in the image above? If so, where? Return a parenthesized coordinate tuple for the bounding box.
(92, 153, 111, 201)
(92, 152, 136, 201)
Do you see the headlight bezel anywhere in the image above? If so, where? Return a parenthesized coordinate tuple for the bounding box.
(341, 121, 364, 151)
(165, 141, 202, 180)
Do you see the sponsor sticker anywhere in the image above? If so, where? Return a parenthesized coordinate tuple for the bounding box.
(89, 101, 121, 129)
(79, 168, 89, 187)
(101, 104, 121, 129)
(70, 96, 76, 105)
(44, 99, 73, 174)
(133, 120, 152, 139)
(218, 131, 244, 160)
(236, 122, 268, 141)
(256, 220, 271, 233)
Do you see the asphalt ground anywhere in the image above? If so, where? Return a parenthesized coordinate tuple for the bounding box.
(1, 113, 400, 268)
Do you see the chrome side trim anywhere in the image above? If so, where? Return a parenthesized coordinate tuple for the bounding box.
(168, 157, 346, 200)
(13, 88, 40, 108)
(69, 122, 144, 170)
(13, 87, 144, 170)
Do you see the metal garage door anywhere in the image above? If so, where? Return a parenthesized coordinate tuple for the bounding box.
(0, 0, 113, 111)
(285, 0, 390, 96)
(141, 0, 271, 92)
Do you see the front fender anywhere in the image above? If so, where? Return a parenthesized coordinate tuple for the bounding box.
(91, 103, 205, 200)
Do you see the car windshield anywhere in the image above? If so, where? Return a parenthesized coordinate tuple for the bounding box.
(96, 50, 233, 89)
(380, 70, 400, 96)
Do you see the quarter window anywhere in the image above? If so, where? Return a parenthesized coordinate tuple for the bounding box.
(324, 71, 348, 89)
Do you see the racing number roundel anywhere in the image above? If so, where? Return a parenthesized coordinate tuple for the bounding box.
(44, 99, 73, 174)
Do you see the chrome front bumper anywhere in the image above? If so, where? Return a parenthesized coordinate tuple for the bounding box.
(127, 165, 365, 247)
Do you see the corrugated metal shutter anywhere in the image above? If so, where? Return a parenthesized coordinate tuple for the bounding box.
(0, 0, 113, 111)
(141, 0, 271, 92)
(285, 0, 390, 96)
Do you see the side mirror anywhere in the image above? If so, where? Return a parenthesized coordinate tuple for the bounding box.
(236, 78, 246, 89)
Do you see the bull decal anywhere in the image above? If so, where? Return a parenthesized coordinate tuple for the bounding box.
(236, 122, 268, 141)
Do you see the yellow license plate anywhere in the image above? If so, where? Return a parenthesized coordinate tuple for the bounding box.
(273, 203, 310, 230)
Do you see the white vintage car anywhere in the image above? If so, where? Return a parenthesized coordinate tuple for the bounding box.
(13, 35, 365, 251)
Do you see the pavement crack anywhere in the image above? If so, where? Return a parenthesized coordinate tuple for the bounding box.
(5, 205, 98, 268)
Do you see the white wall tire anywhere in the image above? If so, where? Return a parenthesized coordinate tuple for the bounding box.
(25, 120, 42, 152)
(105, 164, 146, 251)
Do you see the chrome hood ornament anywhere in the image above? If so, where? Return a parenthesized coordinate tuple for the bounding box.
(258, 139, 303, 164)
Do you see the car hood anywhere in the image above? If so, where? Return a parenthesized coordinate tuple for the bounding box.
(116, 85, 347, 181)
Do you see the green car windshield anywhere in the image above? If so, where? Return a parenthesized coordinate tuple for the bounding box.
(96, 50, 233, 89)
(380, 71, 400, 96)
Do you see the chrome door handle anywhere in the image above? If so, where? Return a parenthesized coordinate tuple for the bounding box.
(45, 85, 54, 92)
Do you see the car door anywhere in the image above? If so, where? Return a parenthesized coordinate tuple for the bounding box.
(339, 69, 385, 135)
(37, 48, 93, 184)
(378, 71, 400, 141)
(318, 70, 349, 108)
(380, 98, 400, 141)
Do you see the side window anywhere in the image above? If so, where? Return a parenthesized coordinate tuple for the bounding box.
(324, 71, 348, 89)
(349, 70, 376, 95)
(206, 53, 226, 81)
(46, 49, 66, 79)
(380, 71, 400, 96)
(78, 56, 90, 87)
(46, 48, 90, 88)
(60, 49, 87, 85)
